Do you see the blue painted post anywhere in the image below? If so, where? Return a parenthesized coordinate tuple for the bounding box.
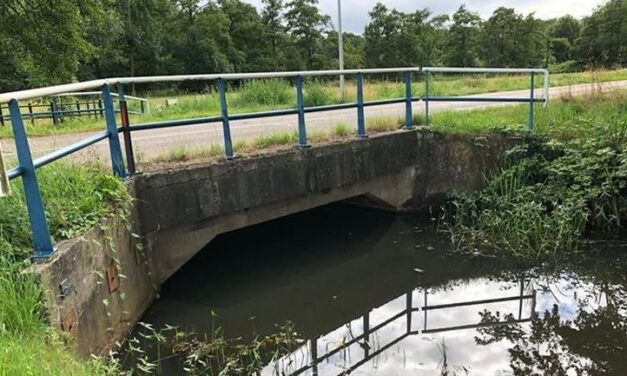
(8, 99, 54, 260)
(218, 79, 235, 159)
(118, 84, 136, 175)
(404, 72, 413, 130)
(528, 72, 535, 131)
(102, 84, 127, 178)
(424, 71, 430, 127)
(296, 75, 308, 148)
(356, 73, 366, 138)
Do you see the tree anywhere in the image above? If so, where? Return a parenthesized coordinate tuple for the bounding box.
(445, 5, 482, 67)
(262, 0, 286, 69)
(364, 3, 411, 68)
(285, 0, 331, 69)
(0, 0, 94, 90)
(480, 7, 548, 67)
(575, 0, 627, 67)
(549, 15, 581, 63)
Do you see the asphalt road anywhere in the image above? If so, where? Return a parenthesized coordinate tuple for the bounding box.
(2, 80, 626, 163)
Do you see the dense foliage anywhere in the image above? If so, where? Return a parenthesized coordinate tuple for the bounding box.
(1, 0, 625, 92)
(447, 95, 627, 260)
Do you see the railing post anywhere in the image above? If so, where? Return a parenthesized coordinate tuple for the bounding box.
(102, 84, 127, 178)
(118, 84, 136, 175)
(98, 99, 104, 117)
(28, 103, 34, 125)
(296, 75, 309, 148)
(528, 72, 535, 131)
(140, 100, 145, 114)
(50, 101, 59, 126)
(76, 101, 80, 118)
(9, 99, 54, 260)
(0, 105, 4, 126)
(363, 312, 370, 358)
(218, 78, 235, 159)
(406, 291, 412, 333)
(404, 72, 412, 130)
(310, 338, 318, 376)
(424, 71, 430, 126)
(356, 72, 366, 138)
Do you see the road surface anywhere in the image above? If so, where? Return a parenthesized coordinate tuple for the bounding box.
(2, 80, 626, 163)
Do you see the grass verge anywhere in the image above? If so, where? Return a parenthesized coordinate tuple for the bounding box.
(0, 163, 130, 375)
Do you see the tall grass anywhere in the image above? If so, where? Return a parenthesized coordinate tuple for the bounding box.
(0, 162, 130, 374)
(445, 98, 627, 260)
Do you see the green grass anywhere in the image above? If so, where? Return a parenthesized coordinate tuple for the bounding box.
(2, 69, 625, 138)
(0, 163, 130, 375)
(429, 89, 627, 137)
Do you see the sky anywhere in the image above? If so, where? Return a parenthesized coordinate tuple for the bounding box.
(243, 0, 608, 34)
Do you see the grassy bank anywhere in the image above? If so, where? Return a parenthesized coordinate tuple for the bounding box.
(442, 91, 627, 261)
(1, 69, 625, 138)
(0, 163, 130, 375)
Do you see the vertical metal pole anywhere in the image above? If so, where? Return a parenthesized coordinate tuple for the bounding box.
(528, 72, 535, 131)
(0, 105, 4, 126)
(425, 71, 430, 126)
(296, 75, 308, 148)
(218, 79, 235, 159)
(50, 101, 58, 126)
(102, 84, 127, 178)
(76, 101, 80, 118)
(118, 84, 136, 175)
(518, 279, 524, 320)
(140, 100, 145, 114)
(98, 99, 104, 117)
(423, 290, 428, 331)
(404, 72, 413, 129)
(356, 73, 366, 138)
(86, 102, 91, 118)
(406, 291, 412, 333)
(337, 0, 345, 98)
(28, 103, 34, 124)
(9, 100, 54, 259)
(310, 337, 318, 376)
(363, 312, 370, 358)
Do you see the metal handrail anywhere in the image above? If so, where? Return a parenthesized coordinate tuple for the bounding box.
(0, 68, 422, 104)
(0, 66, 547, 259)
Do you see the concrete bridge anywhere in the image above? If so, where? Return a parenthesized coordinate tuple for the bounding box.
(0, 66, 555, 355)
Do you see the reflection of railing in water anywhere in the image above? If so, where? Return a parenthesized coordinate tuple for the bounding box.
(287, 281, 536, 376)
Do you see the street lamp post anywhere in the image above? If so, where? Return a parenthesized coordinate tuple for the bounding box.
(337, 0, 345, 98)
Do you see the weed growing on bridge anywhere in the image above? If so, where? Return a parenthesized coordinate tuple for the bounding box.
(446, 117, 627, 260)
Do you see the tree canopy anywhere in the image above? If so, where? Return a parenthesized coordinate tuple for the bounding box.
(0, 0, 625, 92)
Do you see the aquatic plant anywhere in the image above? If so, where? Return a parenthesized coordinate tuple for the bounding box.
(446, 118, 627, 261)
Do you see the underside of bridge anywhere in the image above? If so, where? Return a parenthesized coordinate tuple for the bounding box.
(133, 129, 514, 283)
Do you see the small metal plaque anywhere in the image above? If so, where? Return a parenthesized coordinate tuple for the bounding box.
(106, 263, 120, 293)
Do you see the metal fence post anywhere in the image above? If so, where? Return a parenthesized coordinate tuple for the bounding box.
(9, 99, 54, 260)
(296, 75, 308, 148)
(528, 72, 535, 131)
(102, 84, 127, 178)
(356, 72, 366, 138)
(50, 101, 59, 126)
(118, 84, 136, 175)
(404, 72, 412, 129)
(218, 79, 235, 159)
(424, 71, 430, 126)
(28, 103, 34, 124)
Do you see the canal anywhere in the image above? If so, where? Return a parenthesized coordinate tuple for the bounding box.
(127, 204, 627, 375)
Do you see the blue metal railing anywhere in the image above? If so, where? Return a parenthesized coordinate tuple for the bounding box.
(0, 67, 548, 259)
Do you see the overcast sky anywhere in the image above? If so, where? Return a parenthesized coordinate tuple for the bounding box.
(243, 0, 608, 34)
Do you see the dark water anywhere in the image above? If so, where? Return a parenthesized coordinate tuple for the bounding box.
(135, 205, 627, 375)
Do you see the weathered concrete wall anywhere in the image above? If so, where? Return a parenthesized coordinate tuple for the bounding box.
(32, 191, 156, 357)
(134, 129, 517, 283)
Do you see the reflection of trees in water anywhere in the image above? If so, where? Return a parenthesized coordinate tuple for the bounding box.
(475, 287, 627, 375)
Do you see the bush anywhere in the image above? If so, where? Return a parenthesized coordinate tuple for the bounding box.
(235, 79, 293, 107)
(550, 60, 584, 73)
(303, 82, 333, 107)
